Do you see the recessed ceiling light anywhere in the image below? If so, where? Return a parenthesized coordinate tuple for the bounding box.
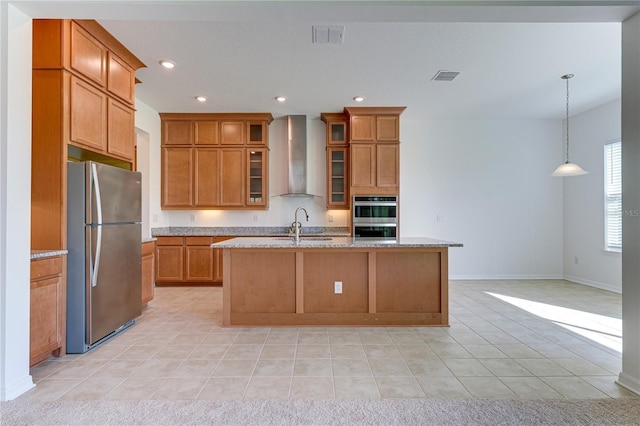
(195, 96, 207, 102)
(275, 96, 287, 102)
(159, 59, 176, 69)
(353, 96, 365, 102)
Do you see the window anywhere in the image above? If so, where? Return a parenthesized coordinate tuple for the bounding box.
(604, 140, 622, 252)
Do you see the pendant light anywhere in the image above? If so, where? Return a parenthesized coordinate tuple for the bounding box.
(551, 74, 588, 177)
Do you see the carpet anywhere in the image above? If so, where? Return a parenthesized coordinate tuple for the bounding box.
(1, 399, 639, 425)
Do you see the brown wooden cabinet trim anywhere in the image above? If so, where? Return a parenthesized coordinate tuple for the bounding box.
(160, 112, 274, 124)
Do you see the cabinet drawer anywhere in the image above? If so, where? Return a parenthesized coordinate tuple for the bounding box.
(156, 236, 184, 246)
(30, 257, 63, 280)
(185, 236, 214, 246)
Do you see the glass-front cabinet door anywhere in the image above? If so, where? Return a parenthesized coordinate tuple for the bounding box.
(247, 148, 268, 207)
(327, 147, 348, 209)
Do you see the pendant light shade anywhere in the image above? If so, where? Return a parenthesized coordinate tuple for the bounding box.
(551, 74, 588, 177)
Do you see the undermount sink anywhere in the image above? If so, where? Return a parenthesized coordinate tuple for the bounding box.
(274, 237, 333, 241)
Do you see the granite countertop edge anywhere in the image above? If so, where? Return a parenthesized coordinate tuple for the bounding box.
(151, 226, 351, 237)
(30, 250, 68, 260)
(211, 236, 463, 249)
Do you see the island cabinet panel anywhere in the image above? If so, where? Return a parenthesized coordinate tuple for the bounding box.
(375, 251, 441, 313)
(213, 236, 234, 282)
(229, 252, 296, 313)
(141, 241, 155, 306)
(222, 246, 449, 327)
(303, 252, 368, 313)
(30, 255, 66, 367)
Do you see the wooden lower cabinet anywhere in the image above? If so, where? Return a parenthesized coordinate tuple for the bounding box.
(155, 236, 221, 285)
(141, 241, 155, 306)
(30, 255, 66, 367)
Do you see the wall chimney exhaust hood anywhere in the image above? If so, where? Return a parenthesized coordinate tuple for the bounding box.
(278, 115, 318, 198)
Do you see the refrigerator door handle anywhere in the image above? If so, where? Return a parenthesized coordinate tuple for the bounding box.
(90, 163, 103, 288)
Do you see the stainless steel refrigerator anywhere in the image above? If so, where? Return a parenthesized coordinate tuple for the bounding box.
(67, 161, 142, 353)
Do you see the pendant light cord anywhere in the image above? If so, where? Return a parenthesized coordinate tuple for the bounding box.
(565, 76, 570, 163)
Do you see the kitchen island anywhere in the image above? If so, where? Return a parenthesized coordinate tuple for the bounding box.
(212, 237, 462, 327)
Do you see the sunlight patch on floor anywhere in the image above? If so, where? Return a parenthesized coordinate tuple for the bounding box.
(486, 292, 622, 352)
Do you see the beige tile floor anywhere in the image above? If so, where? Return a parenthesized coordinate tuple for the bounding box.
(20, 279, 639, 401)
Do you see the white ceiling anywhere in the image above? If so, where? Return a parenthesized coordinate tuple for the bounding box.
(15, 1, 638, 120)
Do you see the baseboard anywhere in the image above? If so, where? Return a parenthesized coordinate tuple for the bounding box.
(448, 274, 622, 294)
(563, 275, 621, 294)
(616, 372, 640, 396)
(1, 375, 34, 401)
(449, 274, 563, 281)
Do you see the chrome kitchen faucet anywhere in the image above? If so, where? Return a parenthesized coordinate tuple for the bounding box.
(290, 206, 309, 244)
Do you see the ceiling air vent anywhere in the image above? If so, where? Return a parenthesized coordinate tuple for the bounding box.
(313, 26, 345, 44)
(432, 71, 460, 82)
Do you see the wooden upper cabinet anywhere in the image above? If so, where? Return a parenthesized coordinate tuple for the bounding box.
(70, 21, 107, 86)
(69, 75, 107, 152)
(195, 121, 219, 145)
(161, 147, 193, 208)
(376, 115, 400, 142)
(194, 148, 220, 206)
(350, 144, 376, 188)
(345, 107, 406, 143)
(321, 112, 348, 146)
(163, 120, 193, 145)
(107, 52, 135, 104)
(220, 122, 245, 145)
(247, 121, 268, 145)
(350, 115, 375, 142)
(107, 99, 135, 160)
(219, 149, 245, 207)
(159, 113, 272, 210)
(376, 143, 399, 187)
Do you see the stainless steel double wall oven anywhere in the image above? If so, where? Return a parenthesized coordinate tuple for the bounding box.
(352, 195, 398, 240)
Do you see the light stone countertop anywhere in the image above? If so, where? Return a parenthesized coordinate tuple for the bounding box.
(211, 236, 463, 249)
(152, 226, 350, 237)
(30, 250, 68, 260)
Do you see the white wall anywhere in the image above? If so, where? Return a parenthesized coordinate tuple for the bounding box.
(562, 99, 622, 293)
(0, 4, 34, 401)
(142, 104, 564, 279)
(400, 116, 564, 279)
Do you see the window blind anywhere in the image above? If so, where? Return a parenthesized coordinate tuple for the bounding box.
(605, 141, 622, 252)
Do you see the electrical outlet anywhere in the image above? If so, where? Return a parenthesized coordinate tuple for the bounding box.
(574, 256, 579, 265)
(152, 214, 158, 223)
(328, 215, 334, 223)
(253, 214, 258, 222)
(334, 281, 342, 294)
(190, 213, 196, 223)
